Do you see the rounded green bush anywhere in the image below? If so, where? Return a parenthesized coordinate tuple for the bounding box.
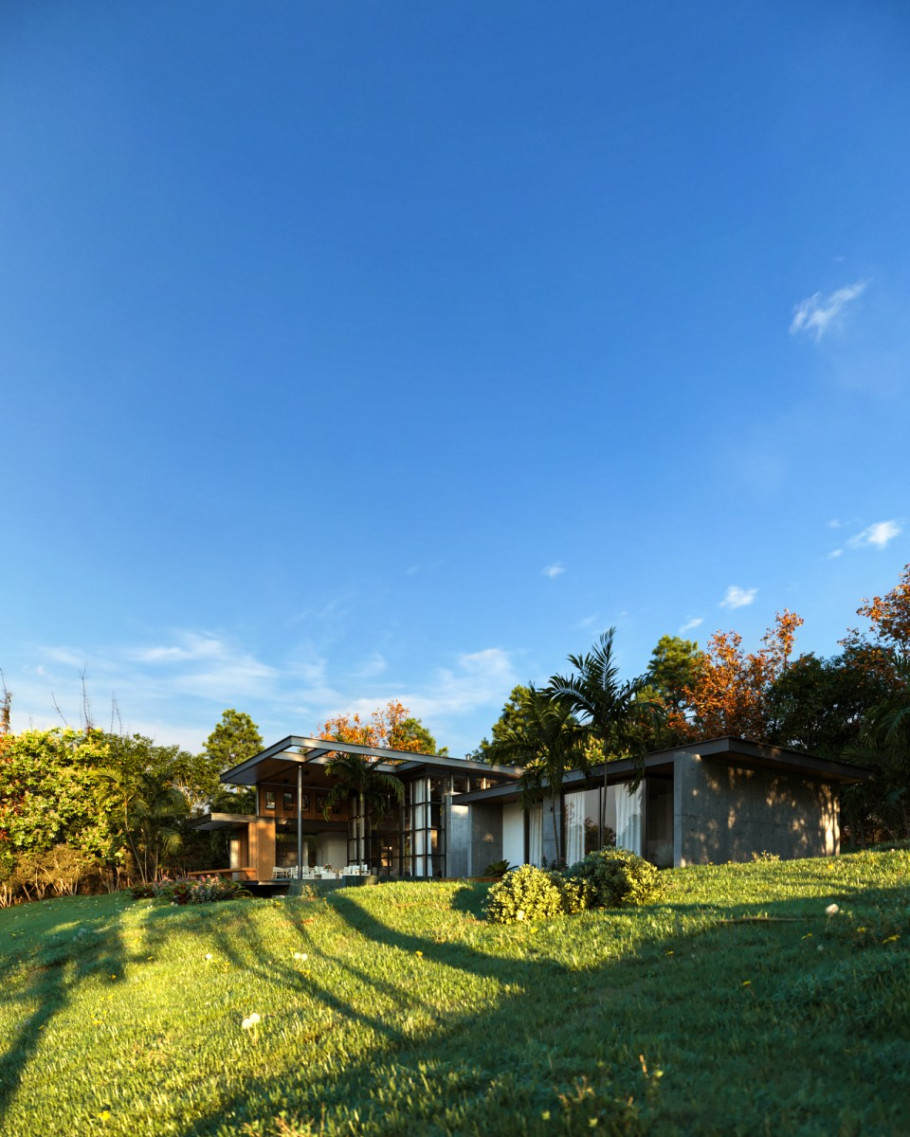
(483, 864, 564, 924)
(549, 871, 590, 915)
(566, 847, 662, 908)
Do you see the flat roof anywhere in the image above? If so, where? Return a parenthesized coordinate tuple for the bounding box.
(220, 735, 523, 787)
(457, 736, 870, 805)
(191, 812, 254, 831)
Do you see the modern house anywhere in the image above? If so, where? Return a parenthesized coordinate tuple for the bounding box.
(194, 736, 521, 881)
(194, 734, 868, 880)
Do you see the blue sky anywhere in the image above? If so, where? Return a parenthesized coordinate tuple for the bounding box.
(2, 2, 908, 756)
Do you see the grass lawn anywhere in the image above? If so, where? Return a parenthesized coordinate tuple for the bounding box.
(0, 850, 908, 1136)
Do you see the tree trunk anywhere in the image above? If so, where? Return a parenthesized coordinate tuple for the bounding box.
(551, 792, 562, 866)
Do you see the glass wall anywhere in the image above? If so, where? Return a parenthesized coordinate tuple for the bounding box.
(563, 788, 602, 864)
(402, 776, 446, 877)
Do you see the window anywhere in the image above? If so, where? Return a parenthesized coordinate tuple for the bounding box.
(264, 789, 276, 811)
(282, 791, 294, 811)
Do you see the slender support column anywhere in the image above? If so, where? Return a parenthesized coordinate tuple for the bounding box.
(297, 764, 304, 882)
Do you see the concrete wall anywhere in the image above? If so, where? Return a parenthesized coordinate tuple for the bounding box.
(446, 800, 471, 878)
(674, 751, 839, 866)
(468, 802, 503, 876)
(502, 802, 525, 867)
(316, 832, 348, 869)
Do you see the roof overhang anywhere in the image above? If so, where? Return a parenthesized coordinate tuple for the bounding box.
(191, 812, 254, 831)
(220, 735, 522, 787)
(457, 736, 871, 805)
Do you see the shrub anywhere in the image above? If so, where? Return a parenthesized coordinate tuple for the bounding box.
(549, 871, 590, 915)
(131, 875, 250, 904)
(484, 864, 564, 924)
(566, 847, 662, 909)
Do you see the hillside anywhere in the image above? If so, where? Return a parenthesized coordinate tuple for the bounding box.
(1, 851, 908, 1136)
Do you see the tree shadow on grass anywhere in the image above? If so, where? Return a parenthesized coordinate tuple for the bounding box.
(171, 878, 910, 1136)
(0, 905, 132, 1127)
(447, 882, 489, 919)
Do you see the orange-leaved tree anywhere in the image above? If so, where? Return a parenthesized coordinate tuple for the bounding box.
(317, 700, 437, 754)
(680, 610, 805, 743)
(315, 700, 438, 866)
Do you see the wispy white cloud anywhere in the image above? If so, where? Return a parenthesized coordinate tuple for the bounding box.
(542, 563, 566, 579)
(400, 648, 518, 720)
(720, 586, 757, 610)
(129, 633, 226, 664)
(848, 520, 901, 550)
(354, 652, 388, 680)
(789, 280, 868, 341)
(827, 548, 843, 559)
(679, 617, 703, 634)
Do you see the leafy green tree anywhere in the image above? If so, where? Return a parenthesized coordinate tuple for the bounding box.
(485, 685, 588, 865)
(471, 685, 532, 762)
(393, 717, 448, 756)
(197, 709, 263, 814)
(0, 729, 114, 860)
(550, 629, 662, 849)
(93, 734, 189, 884)
(645, 635, 703, 714)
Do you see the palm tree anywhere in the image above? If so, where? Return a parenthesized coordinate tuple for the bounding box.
(486, 685, 589, 865)
(322, 752, 404, 868)
(550, 628, 663, 849)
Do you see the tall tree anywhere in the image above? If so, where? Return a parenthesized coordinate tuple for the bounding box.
(485, 685, 588, 864)
(94, 734, 188, 884)
(550, 629, 662, 848)
(645, 635, 704, 715)
(197, 709, 263, 813)
(202, 709, 263, 770)
(680, 610, 804, 742)
(316, 701, 443, 868)
(471, 685, 532, 763)
(318, 700, 441, 754)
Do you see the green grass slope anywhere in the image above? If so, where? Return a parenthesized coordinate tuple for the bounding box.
(0, 851, 908, 1136)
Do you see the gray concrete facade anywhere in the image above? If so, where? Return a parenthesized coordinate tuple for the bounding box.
(467, 802, 503, 876)
(673, 749, 839, 866)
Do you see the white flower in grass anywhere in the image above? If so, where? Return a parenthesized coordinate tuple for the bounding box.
(825, 903, 839, 916)
(293, 951, 308, 961)
(241, 1013, 261, 1030)
(204, 953, 213, 961)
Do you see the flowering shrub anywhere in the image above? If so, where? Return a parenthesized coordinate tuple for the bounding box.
(565, 848, 663, 909)
(484, 864, 564, 924)
(130, 875, 250, 904)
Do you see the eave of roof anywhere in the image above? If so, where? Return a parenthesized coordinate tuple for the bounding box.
(457, 737, 871, 805)
(220, 735, 522, 786)
(190, 812, 254, 831)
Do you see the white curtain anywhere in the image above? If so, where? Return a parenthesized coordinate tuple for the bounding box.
(564, 793, 585, 865)
(615, 783, 643, 855)
(527, 803, 543, 866)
